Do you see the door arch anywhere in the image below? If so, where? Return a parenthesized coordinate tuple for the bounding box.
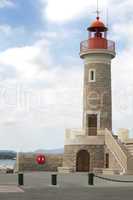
(76, 150, 90, 172)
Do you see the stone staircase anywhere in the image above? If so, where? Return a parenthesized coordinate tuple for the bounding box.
(105, 129, 127, 174)
(105, 129, 133, 174)
(116, 139, 132, 158)
(125, 144, 133, 156)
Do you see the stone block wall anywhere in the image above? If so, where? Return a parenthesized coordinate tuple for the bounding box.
(105, 146, 122, 170)
(63, 144, 104, 171)
(83, 62, 112, 131)
(15, 153, 63, 172)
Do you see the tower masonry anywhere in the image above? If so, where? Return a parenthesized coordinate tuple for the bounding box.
(58, 15, 133, 175)
(81, 16, 116, 135)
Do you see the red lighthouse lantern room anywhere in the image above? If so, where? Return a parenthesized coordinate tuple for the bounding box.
(87, 16, 108, 49)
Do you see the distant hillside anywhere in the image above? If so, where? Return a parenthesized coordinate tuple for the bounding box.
(0, 150, 16, 159)
(34, 148, 64, 154)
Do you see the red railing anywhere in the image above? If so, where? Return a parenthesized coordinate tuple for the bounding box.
(80, 39, 115, 54)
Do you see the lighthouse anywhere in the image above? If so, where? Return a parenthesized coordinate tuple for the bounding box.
(80, 16, 116, 136)
(58, 15, 132, 174)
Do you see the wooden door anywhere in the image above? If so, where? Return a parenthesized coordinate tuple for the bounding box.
(76, 150, 90, 172)
(88, 114, 97, 135)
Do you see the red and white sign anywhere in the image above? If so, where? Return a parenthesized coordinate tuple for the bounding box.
(36, 154, 46, 165)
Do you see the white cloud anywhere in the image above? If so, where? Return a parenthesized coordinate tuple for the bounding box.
(0, 25, 26, 37)
(109, 3, 133, 131)
(0, 64, 82, 128)
(0, 65, 83, 150)
(0, 0, 133, 150)
(41, 0, 107, 22)
(37, 29, 80, 41)
(0, 36, 83, 150)
(38, 0, 133, 134)
(40, 0, 133, 26)
(0, 0, 15, 8)
(0, 25, 12, 35)
(0, 39, 51, 79)
(112, 46, 133, 131)
(112, 23, 133, 46)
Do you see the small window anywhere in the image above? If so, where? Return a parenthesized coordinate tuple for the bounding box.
(89, 69, 96, 82)
(105, 153, 109, 168)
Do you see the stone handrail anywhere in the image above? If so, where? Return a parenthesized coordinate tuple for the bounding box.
(105, 129, 127, 173)
(65, 129, 85, 139)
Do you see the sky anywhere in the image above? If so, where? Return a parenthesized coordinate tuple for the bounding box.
(0, 0, 133, 151)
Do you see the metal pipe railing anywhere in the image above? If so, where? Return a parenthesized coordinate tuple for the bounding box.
(80, 39, 115, 53)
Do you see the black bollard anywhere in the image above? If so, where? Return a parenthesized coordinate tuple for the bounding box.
(88, 173, 94, 185)
(51, 174, 57, 186)
(18, 173, 24, 186)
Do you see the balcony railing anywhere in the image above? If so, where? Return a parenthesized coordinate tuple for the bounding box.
(80, 39, 115, 54)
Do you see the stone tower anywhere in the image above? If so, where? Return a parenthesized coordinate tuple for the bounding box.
(81, 16, 116, 136)
(59, 16, 117, 173)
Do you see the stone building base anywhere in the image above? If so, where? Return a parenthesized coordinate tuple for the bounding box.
(62, 144, 105, 172)
(58, 167, 75, 173)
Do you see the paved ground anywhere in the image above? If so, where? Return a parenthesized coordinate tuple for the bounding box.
(0, 172, 133, 199)
(0, 186, 24, 193)
(0, 187, 133, 200)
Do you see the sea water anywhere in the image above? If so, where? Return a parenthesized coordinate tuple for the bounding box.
(0, 160, 16, 169)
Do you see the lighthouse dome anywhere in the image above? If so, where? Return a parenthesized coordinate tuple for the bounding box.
(87, 17, 108, 32)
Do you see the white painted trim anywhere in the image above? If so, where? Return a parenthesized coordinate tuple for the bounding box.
(85, 60, 111, 65)
(80, 49, 116, 59)
(84, 54, 112, 65)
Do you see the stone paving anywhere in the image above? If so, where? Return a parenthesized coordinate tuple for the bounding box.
(0, 186, 24, 193)
(0, 172, 133, 199)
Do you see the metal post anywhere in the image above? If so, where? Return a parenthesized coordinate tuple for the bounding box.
(51, 174, 57, 186)
(88, 173, 94, 185)
(18, 173, 24, 186)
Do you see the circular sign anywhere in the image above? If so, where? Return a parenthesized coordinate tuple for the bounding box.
(36, 154, 46, 165)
